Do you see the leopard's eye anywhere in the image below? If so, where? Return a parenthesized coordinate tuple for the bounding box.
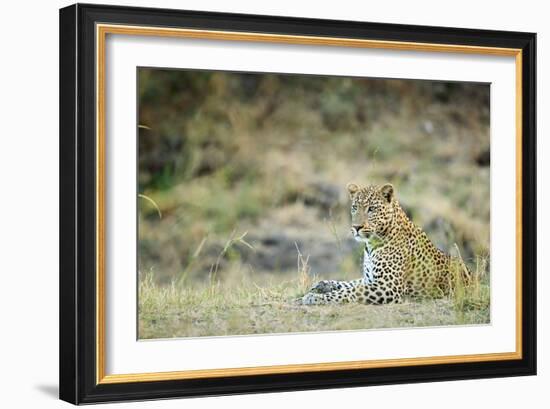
(367, 206, 374, 214)
(351, 204, 358, 213)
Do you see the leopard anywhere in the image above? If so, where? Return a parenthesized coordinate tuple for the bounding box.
(301, 182, 469, 305)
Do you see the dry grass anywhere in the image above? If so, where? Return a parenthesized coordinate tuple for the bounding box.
(138, 251, 489, 339)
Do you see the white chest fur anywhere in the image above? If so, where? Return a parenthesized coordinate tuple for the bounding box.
(363, 248, 375, 284)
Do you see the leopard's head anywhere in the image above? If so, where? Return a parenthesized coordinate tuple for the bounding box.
(347, 182, 396, 242)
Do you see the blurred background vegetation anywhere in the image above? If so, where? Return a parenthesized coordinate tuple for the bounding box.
(138, 68, 490, 289)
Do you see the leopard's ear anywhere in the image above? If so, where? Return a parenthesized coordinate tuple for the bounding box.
(346, 182, 360, 199)
(380, 183, 394, 203)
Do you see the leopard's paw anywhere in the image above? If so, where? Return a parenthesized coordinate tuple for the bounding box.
(301, 292, 324, 305)
(310, 280, 339, 294)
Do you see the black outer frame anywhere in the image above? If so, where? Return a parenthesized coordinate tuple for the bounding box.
(59, 3, 536, 405)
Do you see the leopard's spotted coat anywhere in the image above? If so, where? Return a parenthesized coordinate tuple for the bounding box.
(301, 183, 468, 305)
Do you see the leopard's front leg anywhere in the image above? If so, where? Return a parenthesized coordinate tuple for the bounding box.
(308, 279, 363, 294)
(301, 278, 402, 305)
(301, 278, 365, 305)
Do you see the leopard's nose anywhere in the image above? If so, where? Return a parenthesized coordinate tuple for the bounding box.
(351, 225, 362, 233)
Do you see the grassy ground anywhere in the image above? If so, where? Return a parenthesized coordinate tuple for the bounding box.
(138, 260, 490, 339)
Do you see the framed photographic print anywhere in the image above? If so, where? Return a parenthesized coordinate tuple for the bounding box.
(59, 3, 536, 404)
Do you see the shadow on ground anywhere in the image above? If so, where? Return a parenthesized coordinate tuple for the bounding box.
(34, 384, 58, 399)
